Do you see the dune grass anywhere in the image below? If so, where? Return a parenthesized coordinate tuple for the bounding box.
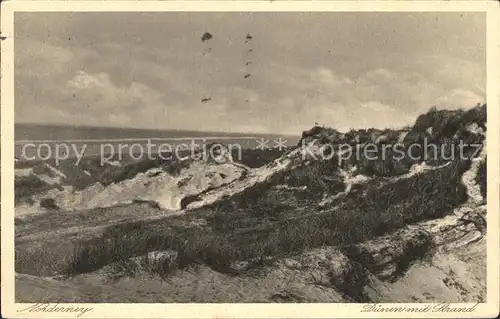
(15, 156, 469, 279)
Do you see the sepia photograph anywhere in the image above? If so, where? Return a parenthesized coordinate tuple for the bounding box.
(1, 1, 499, 318)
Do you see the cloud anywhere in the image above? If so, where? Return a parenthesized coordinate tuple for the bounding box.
(64, 70, 167, 125)
(67, 71, 111, 90)
(435, 89, 484, 109)
(16, 40, 74, 77)
(361, 101, 395, 112)
(14, 12, 485, 135)
(255, 65, 485, 133)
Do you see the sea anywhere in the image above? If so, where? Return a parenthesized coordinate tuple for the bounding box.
(14, 123, 301, 162)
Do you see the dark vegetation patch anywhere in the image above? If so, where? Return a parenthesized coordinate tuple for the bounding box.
(402, 105, 485, 164)
(39, 198, 58, 210)
(272, 161, 346, 194)
(477, 158, 486, 200)
(233, 148, 290, 168)
(14, 174, 62, 203)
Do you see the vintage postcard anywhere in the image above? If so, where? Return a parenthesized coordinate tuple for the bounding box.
(1, 1, 499, 318)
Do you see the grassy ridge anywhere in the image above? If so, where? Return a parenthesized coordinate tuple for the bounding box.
(15, 157, 469, 278)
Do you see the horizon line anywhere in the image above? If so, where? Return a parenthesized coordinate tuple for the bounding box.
(14, 122, 302, 138)
(14, 136, 289, 144)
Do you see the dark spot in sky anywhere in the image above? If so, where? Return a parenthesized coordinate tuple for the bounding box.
(203, 48, 212, 56)
(247, 49, 253, 53)
(68, 37, 71, 41)
(245, 61, 252, 66)
(0, 32, 6, 41)
(201, 32, 213, 42)
(201, 97, 211, 103)
(244, 74, 251, 79)
(72, 94, 76, 98)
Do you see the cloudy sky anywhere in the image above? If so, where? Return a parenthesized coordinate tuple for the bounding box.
(15, 12, 485, 135)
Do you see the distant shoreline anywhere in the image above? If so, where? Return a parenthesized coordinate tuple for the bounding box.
(14, 123, 300, 141)
(15, 137, 266, 144)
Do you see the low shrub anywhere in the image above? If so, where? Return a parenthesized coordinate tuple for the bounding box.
(40, 198, 58, 209)
(15, 175, 54, 202)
